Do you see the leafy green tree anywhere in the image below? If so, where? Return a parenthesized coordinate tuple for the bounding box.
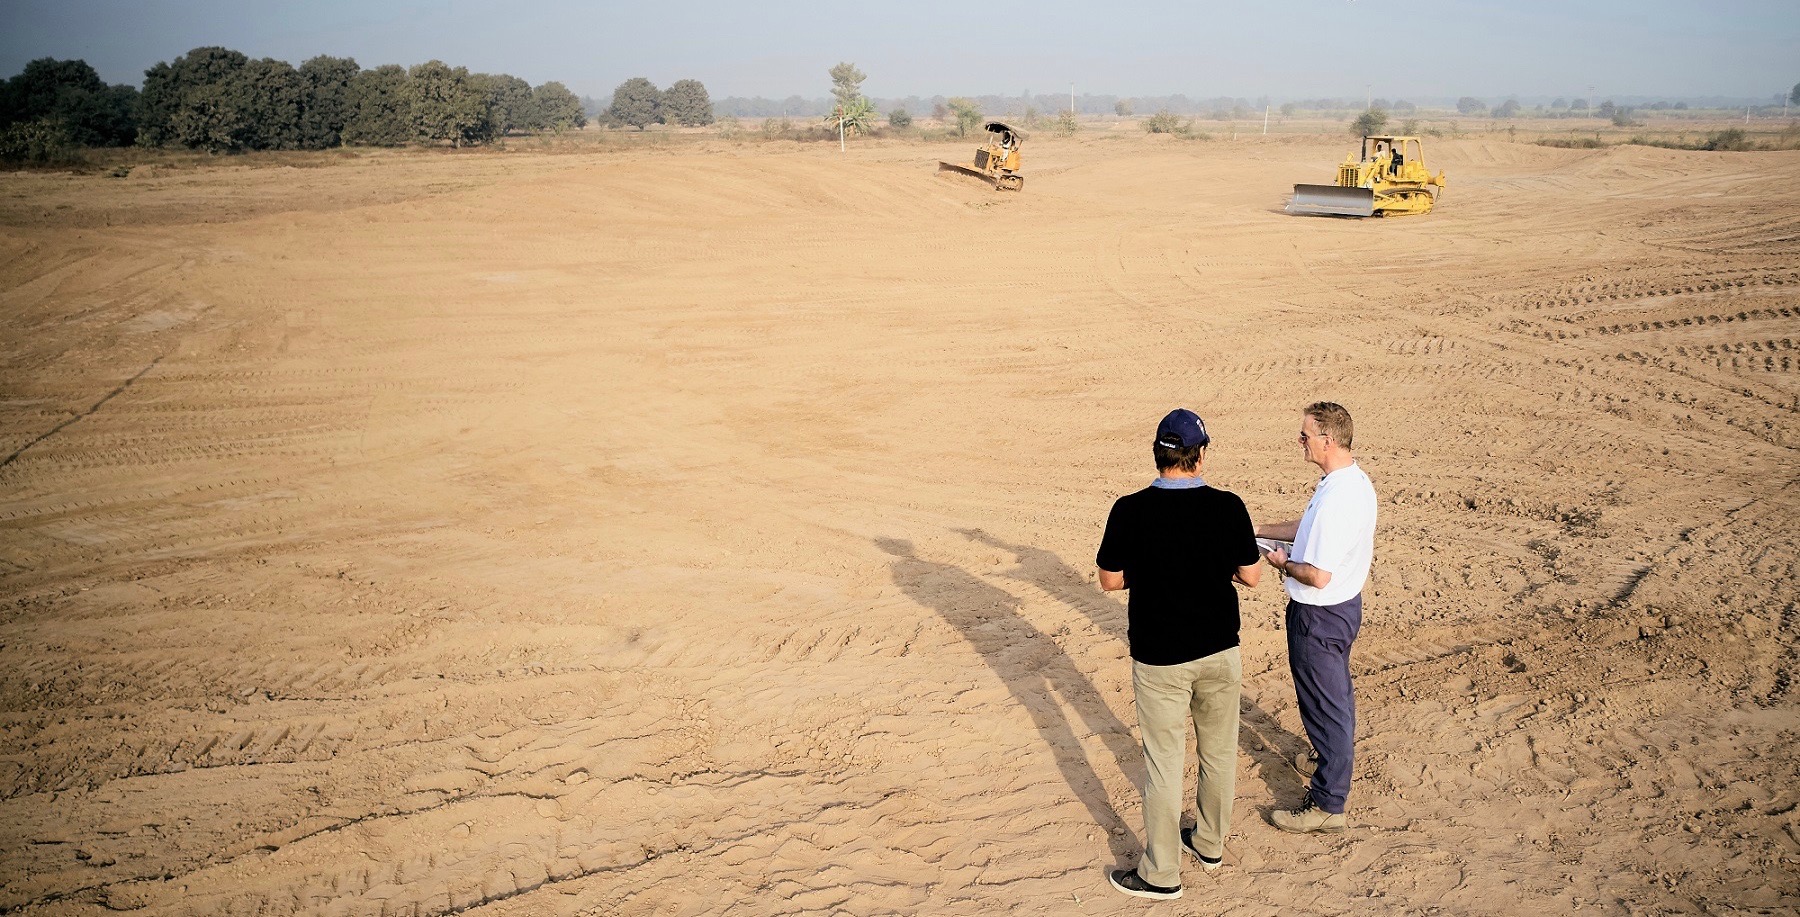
(948, 97, 981, 136)
(342, 64, 410, 145)
(0, 58, 137, 146)
(1596, 100, 1616, 119)
(137, 46, 250, 148)
(298, 55, 359, 148)
(406, 60, 488, 146)
(1352, 108, 1388, 135)
(828, 62, 865, 110)
(662, 79, 714, 126)
(1114, 99, 1132, 117)
(238, 57, 307, 150)
(1791, 83, 1800, 106)
(166, 81, 248, 152)
(887, 107, 912, 128)
(473, 73, 531, 135)
(1495, 99, 1521, 118)
(529, 81, 586, 131)
(1551, 97, 1567, 109)
(1455, 96, 1487, 115)
(152, 53, 304, 152)
(609, 77, 662, 129)
(1569, 97, 1588, 112)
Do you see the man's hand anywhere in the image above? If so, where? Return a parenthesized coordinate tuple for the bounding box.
(1265, 548, 1333, 589)
(1098, 568, 1126, 592)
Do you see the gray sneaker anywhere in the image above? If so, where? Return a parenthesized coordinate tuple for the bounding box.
(1180, 826, 1223, 871)
(1271, 796, 1347, 834)
(1294, 748, 1320, 779)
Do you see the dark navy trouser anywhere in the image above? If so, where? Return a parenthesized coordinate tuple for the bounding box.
(1286, 594, 1362, 814)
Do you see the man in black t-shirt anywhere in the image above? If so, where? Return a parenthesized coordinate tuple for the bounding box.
(1096, 408, 1263, 901)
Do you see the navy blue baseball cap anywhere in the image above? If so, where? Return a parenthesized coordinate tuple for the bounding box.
(1155, 408, 1211, 449)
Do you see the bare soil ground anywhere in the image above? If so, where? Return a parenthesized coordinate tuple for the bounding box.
(2, 134, 1797, 916)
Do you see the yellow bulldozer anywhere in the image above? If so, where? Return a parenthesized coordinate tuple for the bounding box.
(1288, 135, 1446, 217)
(938, 121, 1024, 191)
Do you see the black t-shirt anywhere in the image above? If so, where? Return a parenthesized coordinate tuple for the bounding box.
(1096, 484, 1260, 666)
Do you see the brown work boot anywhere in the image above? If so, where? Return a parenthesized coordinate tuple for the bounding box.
(1271, 796, 1347, 834)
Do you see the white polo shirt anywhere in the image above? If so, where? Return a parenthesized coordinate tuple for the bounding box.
(1286, 462, 1378, 607)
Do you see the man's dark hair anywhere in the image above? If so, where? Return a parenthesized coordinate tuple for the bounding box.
(1153, 442, 1204, 473)
(1304, 401, 1354, 448)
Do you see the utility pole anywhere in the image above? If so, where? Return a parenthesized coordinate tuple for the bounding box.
(1264, 105, 1270, 135)
(1070, 83, 1075, 114)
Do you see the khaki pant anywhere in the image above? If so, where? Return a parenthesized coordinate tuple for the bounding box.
(1131, 646, 1241, 888)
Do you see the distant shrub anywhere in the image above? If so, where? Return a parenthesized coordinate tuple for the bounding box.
(1142, 110, 1188, 134)
(1400, 118, 1419, 135)
(1536, 136, 1607, 149)
(760, 116, 791, 138)
(1055, 110, 1079, 136)
(1352, 109, 1389, 136)
(0, 118, 80, 164)
(1701, 128, 1750, 151)
(948, 98, 982, 136)
(887, 108, 912, 128)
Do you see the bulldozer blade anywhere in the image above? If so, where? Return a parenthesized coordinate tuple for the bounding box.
(938, 160, 999, 189)
(1288, 184, 1375, 217)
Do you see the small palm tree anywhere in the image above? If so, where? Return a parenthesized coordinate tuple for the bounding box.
(825, 97, 877, 138)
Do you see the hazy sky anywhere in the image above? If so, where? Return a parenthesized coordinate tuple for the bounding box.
(4, 0, 1797, 101)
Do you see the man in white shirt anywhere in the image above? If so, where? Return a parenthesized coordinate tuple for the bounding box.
(1257, 402, 1377, 833)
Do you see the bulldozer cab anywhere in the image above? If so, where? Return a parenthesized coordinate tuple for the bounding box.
(1361, 135, 1423, 175)
(986, 121, 1021, 151)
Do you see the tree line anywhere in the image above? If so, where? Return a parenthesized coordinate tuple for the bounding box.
(1, 47, 588, 160)
(604, 77, 714, 129)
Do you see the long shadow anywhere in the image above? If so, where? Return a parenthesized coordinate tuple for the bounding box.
(874, 537, 1141, 858)
(956, 528, 1311, 803)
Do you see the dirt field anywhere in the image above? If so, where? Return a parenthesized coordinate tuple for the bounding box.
(2, 133, 1797, 916)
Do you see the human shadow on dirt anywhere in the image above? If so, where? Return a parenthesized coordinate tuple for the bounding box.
(874, 537, 1141, 858)
(956, 527, 1311, 803)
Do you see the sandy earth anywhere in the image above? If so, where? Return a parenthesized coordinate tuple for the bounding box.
(1, 132, 1798, 916)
